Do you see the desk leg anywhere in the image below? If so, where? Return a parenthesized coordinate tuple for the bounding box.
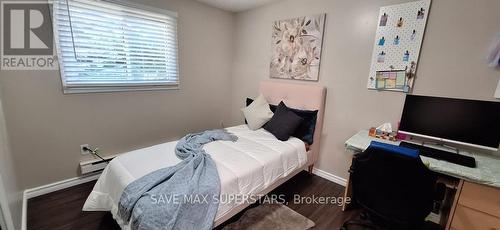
(342, 174, 352, 211)
(342, 157, 355, 211)
(444, 179, 463, 230)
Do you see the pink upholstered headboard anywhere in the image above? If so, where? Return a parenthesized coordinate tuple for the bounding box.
(259, 81, 327, 167)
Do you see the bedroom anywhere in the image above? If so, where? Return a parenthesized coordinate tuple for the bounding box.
(0, 0, 499, 229)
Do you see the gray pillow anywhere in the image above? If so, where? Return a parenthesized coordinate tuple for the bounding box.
(241, 94, 274, 130)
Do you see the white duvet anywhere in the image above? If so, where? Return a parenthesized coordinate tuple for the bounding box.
(82, 125, 307, 228)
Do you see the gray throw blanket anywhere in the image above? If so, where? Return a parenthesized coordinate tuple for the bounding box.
(117, 129, 238, 230)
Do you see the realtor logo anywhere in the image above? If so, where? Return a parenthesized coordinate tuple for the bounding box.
(1, 1, 57, 70)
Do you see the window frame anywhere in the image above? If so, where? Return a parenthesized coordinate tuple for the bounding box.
(53, 0, 180, 94)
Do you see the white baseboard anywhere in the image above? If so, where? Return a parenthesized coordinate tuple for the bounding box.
(24, 173, 101, 200)
(312, 168, 347, 187)
(21, 172, 101, 230)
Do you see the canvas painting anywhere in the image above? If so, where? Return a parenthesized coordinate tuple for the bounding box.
(270, 14, 326, 81)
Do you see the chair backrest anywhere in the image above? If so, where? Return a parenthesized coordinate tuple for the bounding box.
(350, 141, 437, 226)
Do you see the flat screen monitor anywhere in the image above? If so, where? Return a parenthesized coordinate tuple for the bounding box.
(399, 95, 500, 151)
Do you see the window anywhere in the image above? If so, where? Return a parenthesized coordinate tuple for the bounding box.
(53, 0, 179, 93)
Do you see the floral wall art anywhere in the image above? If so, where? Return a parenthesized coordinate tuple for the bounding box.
(270, 14, 326, 81)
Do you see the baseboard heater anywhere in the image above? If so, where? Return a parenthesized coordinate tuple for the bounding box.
(79, 154, 117, 175)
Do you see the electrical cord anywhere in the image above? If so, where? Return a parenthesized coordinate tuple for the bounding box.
(82, 146, 110, 163)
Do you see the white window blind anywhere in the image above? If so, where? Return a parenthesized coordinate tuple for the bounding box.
(53, 0, 179, 93)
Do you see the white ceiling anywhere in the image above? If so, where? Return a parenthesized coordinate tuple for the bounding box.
(195, 0, 282, 12)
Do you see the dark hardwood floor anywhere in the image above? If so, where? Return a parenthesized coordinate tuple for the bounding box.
(28, 171, 360, 230)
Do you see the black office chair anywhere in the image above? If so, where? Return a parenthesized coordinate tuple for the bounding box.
(342, 141, 443, 230)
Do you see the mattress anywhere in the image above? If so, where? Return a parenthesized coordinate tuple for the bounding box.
(82, 125, 308, 228)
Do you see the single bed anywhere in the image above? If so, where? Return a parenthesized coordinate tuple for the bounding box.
(83, 81, 327, 228)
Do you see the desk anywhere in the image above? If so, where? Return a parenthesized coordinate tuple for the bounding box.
(342, 131, 500, 229)
(345, 130, 500, 188)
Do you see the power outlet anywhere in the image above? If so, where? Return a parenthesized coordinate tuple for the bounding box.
(80, 144, 90, 155)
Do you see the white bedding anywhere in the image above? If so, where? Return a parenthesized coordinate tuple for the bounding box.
(82, 125, 307, 228)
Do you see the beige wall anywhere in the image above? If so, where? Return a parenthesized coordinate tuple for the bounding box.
(0, 92, 21, 230)
(0, 0, 235, 189)
(1, 0, 499, 202)
(228, 0, 500, 180)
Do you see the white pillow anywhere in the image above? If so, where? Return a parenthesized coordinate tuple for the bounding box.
(241, 94, 274, 130)
(250, 94, 268, 107)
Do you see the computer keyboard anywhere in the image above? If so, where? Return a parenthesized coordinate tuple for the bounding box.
(399, 141, 476, 168)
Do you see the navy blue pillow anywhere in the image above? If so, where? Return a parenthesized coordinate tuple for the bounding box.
(246, 98, 318, 144)
(292, 108, 318, 145)
(264, 102, 304, 141)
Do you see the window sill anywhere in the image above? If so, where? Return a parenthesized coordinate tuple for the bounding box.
(62, 84, 180, 94)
